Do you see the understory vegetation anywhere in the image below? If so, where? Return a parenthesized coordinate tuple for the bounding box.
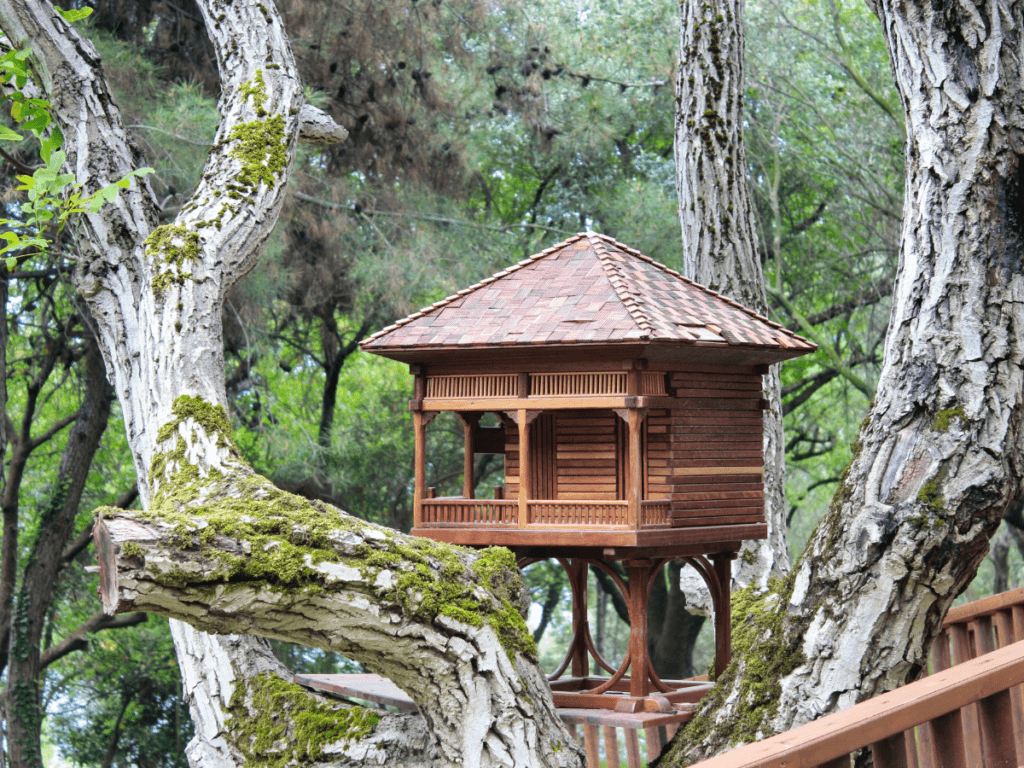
(1, 0, 1021, 764)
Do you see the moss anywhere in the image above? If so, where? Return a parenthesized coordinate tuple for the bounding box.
(120, 541, 146, 558)
(740, 548, 757, 566)
(140, 398, 535, 660)
(145, 224, 201, 295)
(239, 69, 269, 117)
(931, 405, 967, 433)
(679, 575, 806, 751)
(230, 115, 287, 191)
(226, 672, 379, 767)
(918, 477, 944, 513)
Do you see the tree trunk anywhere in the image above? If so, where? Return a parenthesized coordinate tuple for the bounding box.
(6, 338, 113, 768)
(675, 0, 789, 590)
(660, 0, 1024, 760)
(0, 1, 581, 765)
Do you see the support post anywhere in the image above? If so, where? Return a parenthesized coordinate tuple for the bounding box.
(711, 553, 733, 679)
(624, 560, 652, 699)
(627, 410, 643, 528)
(457, 413, 480, 500)
(566, 560, 590, 679)
(518, 408, 530, 527)
(413, 409, 425, 528)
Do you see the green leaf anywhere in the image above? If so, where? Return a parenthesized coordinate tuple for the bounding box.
(39, 125, 63, 165)
(0, 125, 22, 142)
(55, 6, 94, 22)
(5, 257, 15, 271)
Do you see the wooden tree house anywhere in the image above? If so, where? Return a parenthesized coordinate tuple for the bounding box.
(360, 232, 815, 714)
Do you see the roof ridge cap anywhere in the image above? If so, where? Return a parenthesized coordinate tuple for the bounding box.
(587, 232, 653, 335)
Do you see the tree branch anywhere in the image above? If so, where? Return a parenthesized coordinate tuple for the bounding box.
(40, 612, 148, 669)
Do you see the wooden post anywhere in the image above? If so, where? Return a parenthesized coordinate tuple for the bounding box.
(627, 410, 643, 528)
(458, 413, 480, 500)
(413, 409, 425, 529)
(566, 560, 590, 679)
(712, 553, 733, 679)
(518, 408, 530, 527)
(624, 560, 651, 698)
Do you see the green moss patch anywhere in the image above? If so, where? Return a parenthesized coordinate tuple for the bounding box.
(239, 69, 269, 117)
(931, 406, 967, 433)
(230, 115, 287, 191)
(226, 672, 379, 767)
(679, 576, 806, 752)
(145, 224, 201, 295)
(137, 395, 536, 660)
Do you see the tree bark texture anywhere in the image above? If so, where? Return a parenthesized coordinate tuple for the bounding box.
(660, 0, 1024, 761)
(0, 1, 581, 765)
(675, 0, 789, 591)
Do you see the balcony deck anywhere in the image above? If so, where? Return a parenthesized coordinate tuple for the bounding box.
(413, 497, 764, 555)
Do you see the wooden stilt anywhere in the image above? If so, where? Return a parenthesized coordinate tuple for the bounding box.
(711, 553, 733, 678)
(624, 560, 652, 699)
(413, 410, 425, 528)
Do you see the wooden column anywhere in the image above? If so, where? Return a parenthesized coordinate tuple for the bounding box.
(711, 553, 733, 679)
(518, 408, 530, 527)
(627, 410, 643, 528)
(457, 413, 481, 499)
(566, 559, 590, 679)
(624, 560, 652, 699)
(413, 409, 425, 529)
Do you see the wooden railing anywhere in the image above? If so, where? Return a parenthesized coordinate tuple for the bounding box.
(425, 374, 518, 399)
(420, 499, 518, 525)
(527, 500, 629, 526)
(691, 586, 1024, 768)
(641, 499, 671, 526)
(421, 498, 676, 528)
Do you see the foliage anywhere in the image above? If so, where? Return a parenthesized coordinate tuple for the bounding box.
(45, 620, 191, 768)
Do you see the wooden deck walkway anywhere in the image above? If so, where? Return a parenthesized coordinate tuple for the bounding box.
(690, 585, 1024, 768)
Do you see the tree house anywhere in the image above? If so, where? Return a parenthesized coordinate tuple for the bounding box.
(361, 232, 815, 713)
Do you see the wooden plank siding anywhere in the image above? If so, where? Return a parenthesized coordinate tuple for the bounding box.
(667, 371, 765, 528)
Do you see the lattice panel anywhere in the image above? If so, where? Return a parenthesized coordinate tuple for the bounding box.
(425, 374, 517, 398)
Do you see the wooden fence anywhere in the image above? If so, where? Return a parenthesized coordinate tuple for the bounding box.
(689, 585, 1024, 768)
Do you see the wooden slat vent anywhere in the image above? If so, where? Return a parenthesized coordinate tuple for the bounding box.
(425, 374, 518, 399)
(641, 372, 667, 395)
(531, 372, 628, 396)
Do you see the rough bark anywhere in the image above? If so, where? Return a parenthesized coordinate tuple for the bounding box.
(660, 0, 1024, 760)
(0, 1, 582, 765)
(675, 0, 789, 589)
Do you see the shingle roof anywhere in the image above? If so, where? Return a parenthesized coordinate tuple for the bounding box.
(360, 232, 815, 354)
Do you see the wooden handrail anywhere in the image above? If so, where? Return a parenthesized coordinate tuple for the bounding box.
(944, 585, 1024, 627)
(688, 640, 1024, 767)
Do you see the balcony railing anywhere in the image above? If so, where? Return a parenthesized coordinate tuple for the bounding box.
(420, 498, 671, 528)
(420, 498, 518, 525)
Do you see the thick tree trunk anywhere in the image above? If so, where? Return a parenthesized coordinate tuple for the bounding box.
(0, 1, 581, 765)
(675, 0, 789, 588)
(660, 0, 1024, 761)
